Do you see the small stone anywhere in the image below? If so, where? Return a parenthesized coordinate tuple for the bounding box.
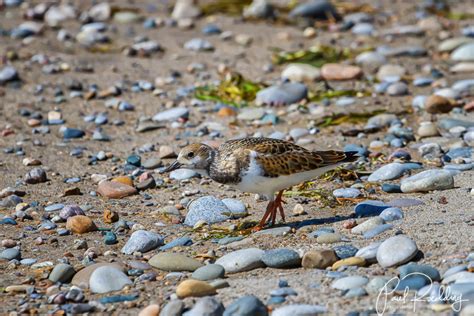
(223, 295, 268, 316)
(89, 266, 132, 294)
(417, 122, 439, 138)
(122, 230, 163, 254)
(49, 263, 76, 283)
(354, 200, 390, 217)
(333, 245, 359, 259)
(351, 217, 385, 234)
(176, 280, 216, 298)
(332, 257, 366, 270)
(376, 235, 418, 268)
(103, 209, 119, 223)
(192, 264, 225, 281)
(425, 95, 453, 114)
(153, 108, 189, 122)
(399, 263, 441, 282)
(184, 196, 230, 226)
(184, 38, 214, 51)
(332, 276, 369, 290)
(355, 242, 381, 263)
(255, 82, 307, 106)
(149, 253, 203, 271)
(379, 207, 404, 221)
(400, 170, 454, 193)
(451, 43, 474, 61)
(272, 305, 327, 316)
(376, 64, 406, 81)
(215, 248, 264, 273)
(333, 188, 361, 198)
(97, 181, 137, 199)
(25, 168, 47, 184)
(281, 63, 321, 82)
(302, 250, 338, 269)
(386, 82, 408, 96)
(59, 205, 85, 220)
(66, 215, 97, 234)
(112, 176, 134, 187)
(321, 63, 362, 80)
(71, 263, 123, 288)
(261, 249, 301, 268)
(316, 233, 342, 244)
(139, 304, 160, 316)
(0, 248, 21, 260)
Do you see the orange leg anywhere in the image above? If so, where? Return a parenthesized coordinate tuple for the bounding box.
(256, 190, 287, 229)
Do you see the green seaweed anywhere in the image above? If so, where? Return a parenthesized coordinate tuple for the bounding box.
(194, 72, 264, 107)
(272, 45, 352, 67)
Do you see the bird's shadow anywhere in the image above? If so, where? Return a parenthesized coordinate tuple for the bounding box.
(284, 214, 354, 230)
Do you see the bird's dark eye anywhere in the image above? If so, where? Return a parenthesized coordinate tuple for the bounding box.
(187, 152, 194, 158)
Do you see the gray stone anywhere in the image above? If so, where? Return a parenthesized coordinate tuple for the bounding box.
(255, 82, 307, 106)
(0, 248, 21, 260)
(0, 66, 19, 84)
(221, 198, 247, 217)
(331, 276, 369, 290)
(451, 43, 474, 61)
(272, 304, 327, 316)
(184, 297, 224, 316)
(379, 207, 404, 221)
(333, 188, 361, 198)
(184, 38, 214, 51)
(149, 253, 203, 272)
(49, 263, 76, 283)
(351, 217, 385, 235)
(261, 248, 301, 268)
(215, 248, 264, 273)
(224, 295, 268, 316)
(170, 169, 198, 180)
(153, 107, 189, 122)
(376, 235, 418, 268)
(184, 196, 230, 226)
(401, 169, 454, 193)
(355, 242, 381, 262)
(368, 163, 420, 182)
(160, 300, 185, 316)
(191, 264, 225, 281)
(121, 230, 163, 254)
(89, 266, 132, 294)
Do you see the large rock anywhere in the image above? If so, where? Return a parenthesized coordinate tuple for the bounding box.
(184, 196, 230, 226)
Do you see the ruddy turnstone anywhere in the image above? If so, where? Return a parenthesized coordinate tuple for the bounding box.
(164, 137, 357, 228)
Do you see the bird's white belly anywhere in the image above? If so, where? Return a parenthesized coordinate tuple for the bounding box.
(233, 164, 342, 197)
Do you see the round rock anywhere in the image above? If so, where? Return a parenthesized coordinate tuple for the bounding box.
(376, 235, 418, 268)
(89, 266, 132, 293)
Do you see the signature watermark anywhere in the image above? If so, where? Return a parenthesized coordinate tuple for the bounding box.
(375, 272, 469, 315)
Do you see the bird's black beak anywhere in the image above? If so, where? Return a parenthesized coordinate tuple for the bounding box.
(162, 160, 182, 173)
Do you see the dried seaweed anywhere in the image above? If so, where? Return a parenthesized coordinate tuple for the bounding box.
(199, 0, 253, 16)
(194, 72, 264, 107)
(314, 109, 385, 127)
(309, 89, 370, 102)
(272, 45, 352, 67)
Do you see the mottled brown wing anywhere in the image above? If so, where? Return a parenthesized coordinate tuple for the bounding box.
(220, 138, 356, 177)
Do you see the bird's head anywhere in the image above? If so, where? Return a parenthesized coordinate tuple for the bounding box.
(163, 143, 214, 174)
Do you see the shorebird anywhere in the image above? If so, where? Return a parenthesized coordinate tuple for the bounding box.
(164, 137, 357, 228)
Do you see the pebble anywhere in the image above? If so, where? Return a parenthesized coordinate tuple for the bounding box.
(149, 253, 203, 271)
(302, 250, 338, 269)
(253, 226, 291, 236)
(192, 264, 225, 281)
(139, 304, 160, 316)
(49, 263, 76, 283)
(176, 280, 216, 298)
(184, 38, 214, 51)
(376, 235, 418, 268)
(289, 0, 338, 20)
(379, 207, 404, 221)
(331, 276, 369, 290)
(184, 196, 231, 226)
(261, 249, 301, 268)
(25, 167, 47, 184)
(255, 82, 307, 106)
(160, 236, 193, 251)
(170, 169, 198, 180)
(316, 233, 342, 243)
(400, 169, 455, 193)
(355, 242, 381, 263)
(354, 200, 390, 217)
(97, 181, 137, 199)
(0, 66, 19, 84)
(0, 248, 21, 260)
(376, 64, 406, 81)
(59, 204, 85, 220)
(281, 63, 321, 82)
(272, 304, 327, 316)
(321, 63, 362, 80)
(333, 245, 359, 259)
(333, 188, 361, 198)
(363, 224, 393, 239)
(122, 230, 164, 254)
(66, 215, 97, 234)
(368, 162, 421, 182)
(153, 108, 189, 122)
(71, 263, 124, 288)
(215, 248, 265, 273)
(451, 43, 474, 61)
(223, 295, 268, 316)
(332, 257, 366, 270)
(89, 266, 132, 294)
(399, 263, 441, 281)
(186, 297, 224, 315)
